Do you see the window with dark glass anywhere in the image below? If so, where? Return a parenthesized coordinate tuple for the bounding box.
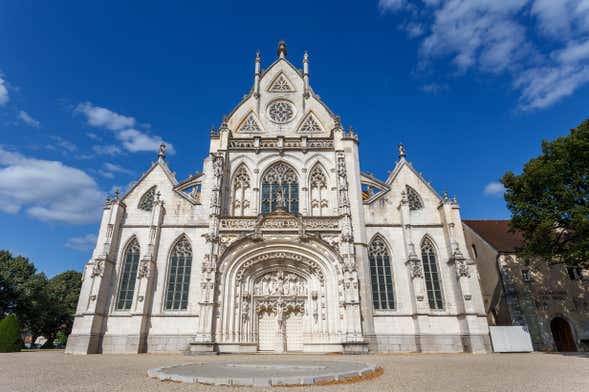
(116, 239, 140, 310)
(260, 162, 299, 214)
(165, 236, 192, 310)
(369, 236, 395, 310)
(421, 238, 444, 310)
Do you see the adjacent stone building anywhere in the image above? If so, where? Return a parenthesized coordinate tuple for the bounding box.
(463, 220, 589, 352)
(66, 42, 490, 355)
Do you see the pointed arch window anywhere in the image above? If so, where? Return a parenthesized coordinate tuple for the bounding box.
(309, 164, 328, 216)
(421, 238, 444, 310)
(165, 236, 192, 311)
(116, 239, 140, 310)
(232, 165, 251, 216)
(369, 236, 395, 310)
(138, 186, 156, 211)
(261, 162, 299, 214)
(406, 185, 423, 211)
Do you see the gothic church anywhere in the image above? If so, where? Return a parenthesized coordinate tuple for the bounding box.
(66, 42, 490, 354)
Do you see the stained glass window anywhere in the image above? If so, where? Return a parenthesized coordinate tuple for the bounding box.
(165, 236, 192, 310)
(261, 162, 298, 214)
(406, 185, 423, 211)
(369, 236, 395, 310)
(138, 186, 156, 211)
(421, 238, 444, 310)
(115, 239, 140, 310)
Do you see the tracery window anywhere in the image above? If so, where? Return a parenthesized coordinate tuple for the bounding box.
(239, 114, 261, 133)
(115, 239, 140, 310)
(165, 236, 192, 311)
(261, 162, 299, 214)
(369, 236, 395, 310)
(309, 164, 328, 216)
(267, 100, 295, 123)
(232, 165, 251, 216)
(406, 185, 423, 211)
(421, 238, 444, 310)
(138, 186, 156, 211)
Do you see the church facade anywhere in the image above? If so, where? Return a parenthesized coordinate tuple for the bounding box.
(66, 42, 490, 354)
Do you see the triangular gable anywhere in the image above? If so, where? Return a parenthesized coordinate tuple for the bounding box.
(237, 112, 263, 133)
(120, 160, 178, 203)
(385, 160, 443, 203)
(297, 112, 323, 133)
(268, 72, 295, 92)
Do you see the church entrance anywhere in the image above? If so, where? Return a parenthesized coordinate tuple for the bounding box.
(551, 317, 577, 352)
(254, 270, 307, 352)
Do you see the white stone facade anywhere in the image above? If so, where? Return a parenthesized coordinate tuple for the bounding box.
(66, 42, 490, 354)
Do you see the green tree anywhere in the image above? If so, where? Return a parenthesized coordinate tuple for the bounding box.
(501, 119, 589, 267)
(0, 314, 23, 352)
(46, 270, 82, 340)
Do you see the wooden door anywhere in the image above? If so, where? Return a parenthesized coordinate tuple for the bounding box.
(551, 317, 576, 352)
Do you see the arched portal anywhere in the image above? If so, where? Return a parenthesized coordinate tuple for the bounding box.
(215, 238, 349, 353)
(551, 317, 576, 352)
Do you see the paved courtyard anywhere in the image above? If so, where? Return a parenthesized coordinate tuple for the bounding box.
(0, 351, 587, 392)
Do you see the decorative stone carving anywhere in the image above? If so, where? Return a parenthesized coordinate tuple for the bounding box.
(254, 271, 307, 297)
(269, 74, 293, 92)
(239, 115, 262, 133)
(138, 186, 156, 211)
(90, 259, 105, 278)
(137, 259, 152, 279)
(406, 258, 423, 279)
(267, 100, 295, 123)
(406, 185, 423, 211)
(298, 115, 322, 133)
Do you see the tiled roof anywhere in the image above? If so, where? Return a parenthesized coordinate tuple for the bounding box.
(463, 220, 524, 252)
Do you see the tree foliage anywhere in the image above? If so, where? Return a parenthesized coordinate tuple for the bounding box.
(0, 314, 23, 352)
(0, 251, 82, 346)
(501, 119, 589, 267)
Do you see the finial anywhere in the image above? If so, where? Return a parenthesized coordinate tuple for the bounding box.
(303, 51, 309, 63)
(114, 189, 120, 200)
(443, 191, 449, 202)
(158, 143, 166, 161)
(398, 143, 406, 159)
(277, 40, 287, 59)
(256, 50, 261, 61)
(221, 115, 229, 129)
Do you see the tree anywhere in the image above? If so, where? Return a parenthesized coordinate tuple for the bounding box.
(46, 270, 82, 339)
(0, 314, 23, 352)
(501, 119, 589, 267)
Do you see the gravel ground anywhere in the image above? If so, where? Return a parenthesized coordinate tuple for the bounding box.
(0, 351, 587, 392)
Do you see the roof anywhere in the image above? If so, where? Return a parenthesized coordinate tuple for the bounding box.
(463, 220, 524, 252)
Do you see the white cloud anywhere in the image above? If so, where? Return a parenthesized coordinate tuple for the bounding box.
(75, 102, 173, 154)
(380, 0, 589, 110)
(65, 234, 97, 252)
(18, 110, 40, 128)
(116, 128, 175, 154)
(484, 181, 505, 197)
(49, 136, 78, 153)
(92, 144, 122, 156)
(0, 76, 8, 106)
(0, 146, 104, 224)
(104, 162, 133, 175)
(75, 102, 135, 130)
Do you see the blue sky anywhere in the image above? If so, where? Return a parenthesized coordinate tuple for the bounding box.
(1, 1, 588, 276)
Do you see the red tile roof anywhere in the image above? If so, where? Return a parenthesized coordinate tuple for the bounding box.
(463, 220, 524, 252)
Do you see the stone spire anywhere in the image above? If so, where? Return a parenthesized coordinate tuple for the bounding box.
(303, 51, 310, 97)
(277, 40, 287, 59)
(254, 51, 261, 98)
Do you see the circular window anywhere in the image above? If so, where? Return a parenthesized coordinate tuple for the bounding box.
(267, 100, 295, 123)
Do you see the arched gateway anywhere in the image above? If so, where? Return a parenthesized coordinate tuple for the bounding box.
(214, 235, 358, 353)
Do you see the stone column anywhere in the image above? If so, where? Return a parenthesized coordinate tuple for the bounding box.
(132, 192, 165, 352)
(66, 194, 126, 354)
(190, 152, 225, 354)
(335, 152, 365, 352)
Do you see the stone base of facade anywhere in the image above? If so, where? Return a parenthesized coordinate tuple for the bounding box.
(367, 334, 491, 353)
(186, 342, 218, 355)
(101, 334, 146, 354)
(146, 335, 194, 353)
(65, 334, 103, 354)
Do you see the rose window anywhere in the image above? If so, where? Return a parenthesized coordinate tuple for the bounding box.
(268, 101, 295, 123)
